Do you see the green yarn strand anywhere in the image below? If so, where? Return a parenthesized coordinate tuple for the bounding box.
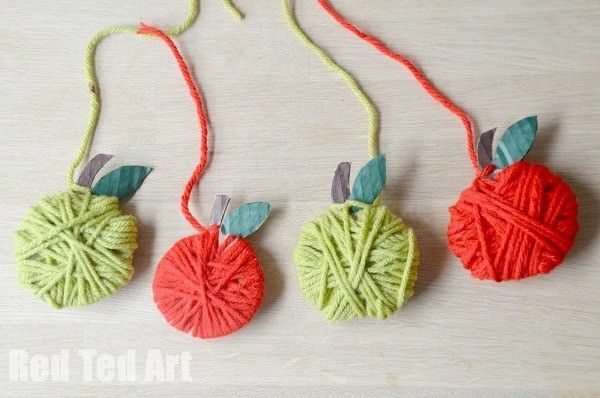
(67, 0, 239, 184)
(282, 0, 379, 159)
(67, 25, 136, 185)
(167, 0, 200, 36)
(221, 0, 244, 21)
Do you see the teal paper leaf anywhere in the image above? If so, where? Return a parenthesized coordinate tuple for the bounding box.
(221, 202, 271, 238)
(350, 154, 386, 205)
(91, 165, 152, 199)
(494, 116, 538, 168)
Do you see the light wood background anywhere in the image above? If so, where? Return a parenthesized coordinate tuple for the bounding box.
(1, 1, 599, 396)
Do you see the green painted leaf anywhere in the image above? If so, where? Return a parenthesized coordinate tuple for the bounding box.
(221, 202, 271, 238)
(350, 154, 386, 205)
(494, 116, 538, 168)
(91, 165, 152, 199)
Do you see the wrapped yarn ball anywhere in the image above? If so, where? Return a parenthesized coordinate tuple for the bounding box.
(153, 225, 264, 338)
(294, 201, 419, 321)
(448, 161, 578, 281)
(14, 186, 137, 308)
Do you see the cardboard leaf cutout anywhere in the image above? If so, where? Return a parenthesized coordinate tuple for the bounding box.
(494, 116, 538, 168)
(331, 162, 351, 203)
(77, 154, 114, 187)
(91, 165, 152, 199)
(209, 195, 231, 226)
(350, 154, 386, 205)
(476, 128, 496, 168)
(221, 202, 271, 238)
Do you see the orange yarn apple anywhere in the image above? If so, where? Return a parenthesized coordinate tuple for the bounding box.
(153, 198, 270, 338)
(137, 26, 271, 338)
(448, 116, 578, 281)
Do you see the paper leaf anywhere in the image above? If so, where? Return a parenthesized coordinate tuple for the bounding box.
(209, 195, 231, 226)
(494, 116, 538, 168)
(476, 128, 496, 168)
(76, 154, 114, 187)
(221, 202, 270, 238)
(91, 165, 152, 199)
(350, 154, 386, 205)
(331, 162, 351, 203)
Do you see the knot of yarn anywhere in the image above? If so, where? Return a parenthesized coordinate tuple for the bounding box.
(153, 226, 264, 339)
(14, 186, 137, 308)
(448, 161, 578, 281)
(294, 201, 419, 321)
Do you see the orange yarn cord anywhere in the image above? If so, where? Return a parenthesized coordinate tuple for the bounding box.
(138, 24, 209, 232)
(317, 0, 478, 169)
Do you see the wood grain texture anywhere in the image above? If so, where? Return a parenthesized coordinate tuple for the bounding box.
(0, 0, 599, 396)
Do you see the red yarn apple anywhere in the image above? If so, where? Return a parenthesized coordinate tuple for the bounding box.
(448, 117, 578, 281)
(153, 198, 270, 338)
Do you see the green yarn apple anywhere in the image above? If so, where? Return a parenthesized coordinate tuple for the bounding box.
(14, 154, 151, 308)
(294, 155, 419, 321)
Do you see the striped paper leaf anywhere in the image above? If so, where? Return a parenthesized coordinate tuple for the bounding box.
(350, 154, 386, 205)
(91, 165, 152, 199)
(221, 202, 271, 238)
(494, 116, 538, 168)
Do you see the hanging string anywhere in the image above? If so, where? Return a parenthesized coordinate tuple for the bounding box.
(283, 0, 379, 159)
(221, 0, 244, 20)
(137, 25, 209, 232)
(316, 0, 478, 170)
(67, 0, 242, 185)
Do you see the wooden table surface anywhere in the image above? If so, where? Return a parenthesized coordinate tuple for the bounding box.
(1, 1, 599, 396)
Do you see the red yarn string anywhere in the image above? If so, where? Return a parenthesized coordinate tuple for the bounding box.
(317, 0, 478, 170)
(138, 24, 209, 232)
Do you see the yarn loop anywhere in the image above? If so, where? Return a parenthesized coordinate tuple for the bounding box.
(15, 187, 137, 308)
(153, 226, 264, 338)
(295, 201, 418, 321)
(448, 161, 578, 281)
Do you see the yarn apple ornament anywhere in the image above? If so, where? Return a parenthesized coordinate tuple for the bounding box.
(138, 26, 271, 338)
(316, 0, 578, 282)
(285, 0, 419, 321)
(154, 197, 270, 338)
(15, 155, 151, 308)
(294, 156, 418, 321)
(448, 116, 578, 281)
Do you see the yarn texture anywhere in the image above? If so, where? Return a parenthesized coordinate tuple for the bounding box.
(448, 161, 578, 281)
(153, 226, 264, 338)
(295, 201, 418, 321)
(15, 186, 137, 308)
